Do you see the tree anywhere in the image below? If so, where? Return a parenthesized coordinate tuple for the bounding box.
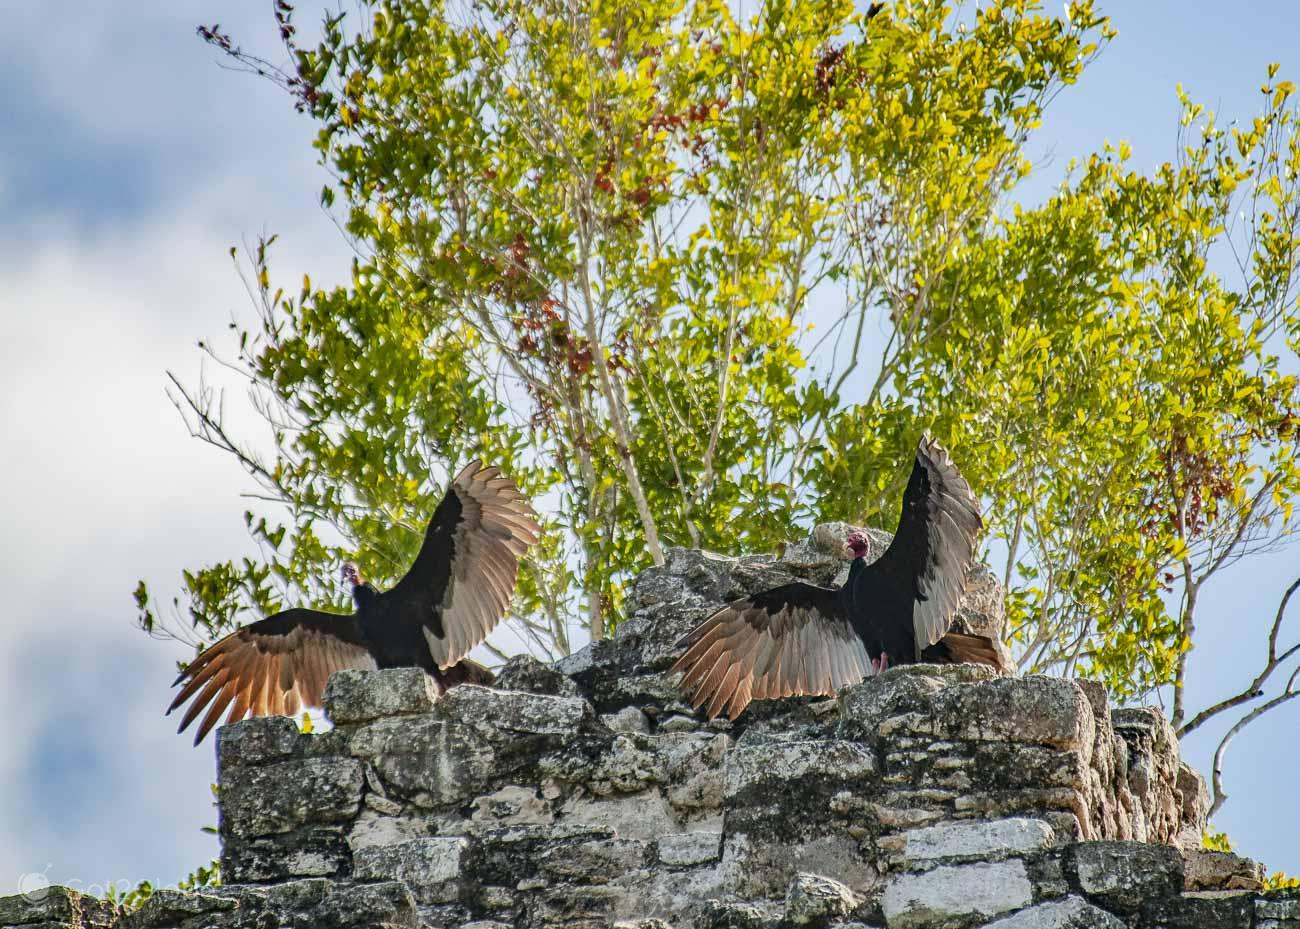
(140, 0, 1300, 817)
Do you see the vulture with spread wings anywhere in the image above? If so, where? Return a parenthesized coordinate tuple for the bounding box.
(673, 436, 1007, 720)
(168, 460, 541, 743)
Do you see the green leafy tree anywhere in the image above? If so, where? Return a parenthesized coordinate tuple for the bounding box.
(141, 0, 1300, 817)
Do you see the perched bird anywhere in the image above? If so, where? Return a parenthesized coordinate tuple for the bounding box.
(168, 459, 541, 743)
(672, 436, 1007, 720)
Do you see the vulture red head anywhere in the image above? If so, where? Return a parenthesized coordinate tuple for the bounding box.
(844, 531, 871, 560)
(340, 562, 362, 587)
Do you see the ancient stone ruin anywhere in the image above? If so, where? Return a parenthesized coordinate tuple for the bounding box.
(4, 530, 1297, 928)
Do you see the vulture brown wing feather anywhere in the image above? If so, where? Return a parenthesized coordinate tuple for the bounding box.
(178, 669, 231, 733)
(671, 582, 856, 719)
(168, 608, 376, 744)
(387, 459, 540, 670)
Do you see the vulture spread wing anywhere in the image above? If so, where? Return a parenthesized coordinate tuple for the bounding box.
(672, 582, 873, 720)
(387, 459, 541, 669)
(167, 608, 377, 745)
(876, 435, 983, 656)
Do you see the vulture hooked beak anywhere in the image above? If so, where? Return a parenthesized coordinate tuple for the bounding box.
(844, 531, 871, 560)
(340, 563, 362, 587)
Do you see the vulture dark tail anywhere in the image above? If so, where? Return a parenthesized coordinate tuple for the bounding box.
(920, 632, 1008, 672)
(439, 657, 496, 689)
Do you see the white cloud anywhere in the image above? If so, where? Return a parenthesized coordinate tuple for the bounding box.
(0, 71, 352, 892)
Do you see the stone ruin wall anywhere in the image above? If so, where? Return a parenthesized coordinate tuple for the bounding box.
(4, 537, 1298, 929)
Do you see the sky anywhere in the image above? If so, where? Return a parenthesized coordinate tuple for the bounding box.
(1, 0, 1298, 898)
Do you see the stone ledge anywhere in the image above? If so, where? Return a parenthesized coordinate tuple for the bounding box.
(882, 859, 1034, 927)
(324, 667, 440, 725)
(11, 530, 1278, 929)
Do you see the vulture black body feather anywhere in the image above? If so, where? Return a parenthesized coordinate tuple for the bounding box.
(168, 460, 540, 743)
(673, 436, 1007, 719)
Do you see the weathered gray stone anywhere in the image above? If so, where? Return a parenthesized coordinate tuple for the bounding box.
(657, 831, 723, 866)
(892, 817, 1054, 863)
(725, 740, 875, 798)
(882, 860, 1034, 927)
(784, 872, 859, 925)
(1143, 890, 1256, 928)
(220, 825, 352, 882)
(493, 653, 582, 697)
(352, 837, 468, 905)
(116, 888, 237, 929)
(471, 785, 554, 826)
(1113, 707, 1188, 845)
(347, 807, 433, 852)
(435, 684, 589, 735)
(838, 669, 951, 742)
(560, 791, 686, 842)
(981, 895, 1125, 928)
(888, 676, 1093, 749)
(0, 885, 116, 927)
(220, 756, 363, 836)
(538, 836, 652, 884)
(604, 706, 653, 733)
(1182, 848, 1265, 891)
(1070, 841, 1183, 912)
(324, 667, 440, 725)
(1258, 890, 1300, 929)
(217, 715, 303, 768)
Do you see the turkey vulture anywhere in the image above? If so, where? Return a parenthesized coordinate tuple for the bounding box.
(168, 459, 541, 743)
(672, 436, 1007, 720)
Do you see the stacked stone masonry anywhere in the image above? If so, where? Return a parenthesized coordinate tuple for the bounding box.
(4, 534, 1296, 928)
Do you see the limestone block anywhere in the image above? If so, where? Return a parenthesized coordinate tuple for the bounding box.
(892, 676, 1094, 750)
(347, 807, 434, 853)
(1069, 841, 1183, 912)
(472, 785, 554, 826)
(220, 825, 351, 882)
(838, 670, 950, 743)
(468, 823, 604, 888)
(323, 668, 440, 725)
(882, 860, 1034, 927)
(696, 898, 780, 929)
(892, 817, 1054, 864)
(724, 740, 876, 799)
(352, 837, 468, 905)
(531, 884, 625, 924)
(219, 756, 363, 836)
(216, 716, 303, 768)
(435, 684, 589, 735)
(981, 895, 1125, 928)
(493, 653, 582, 697)
(216, 878, 420, 928)
(537, 837, 652, 884)
(720, 831, 877, 900)
(657, 831, 723, 866)
(588, 734, 670, 795)
(559, 791, 686, 843)
(1112, 708, 1186, 844)
(116, 889, 237, 929)
(1142, 890, 1256, 928)
(0, 885, 116, 928)
(604, 706, 653, 734)
(784, 873, 859, 925)
(1182, 848, 1265, 891)
(1258, 890, 1300, 928)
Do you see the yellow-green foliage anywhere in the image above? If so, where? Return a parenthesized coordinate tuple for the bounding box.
(1203, 827, 1236, 853)
(144, 1, 1300, 727)
(1267, 871, 1300, 890)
